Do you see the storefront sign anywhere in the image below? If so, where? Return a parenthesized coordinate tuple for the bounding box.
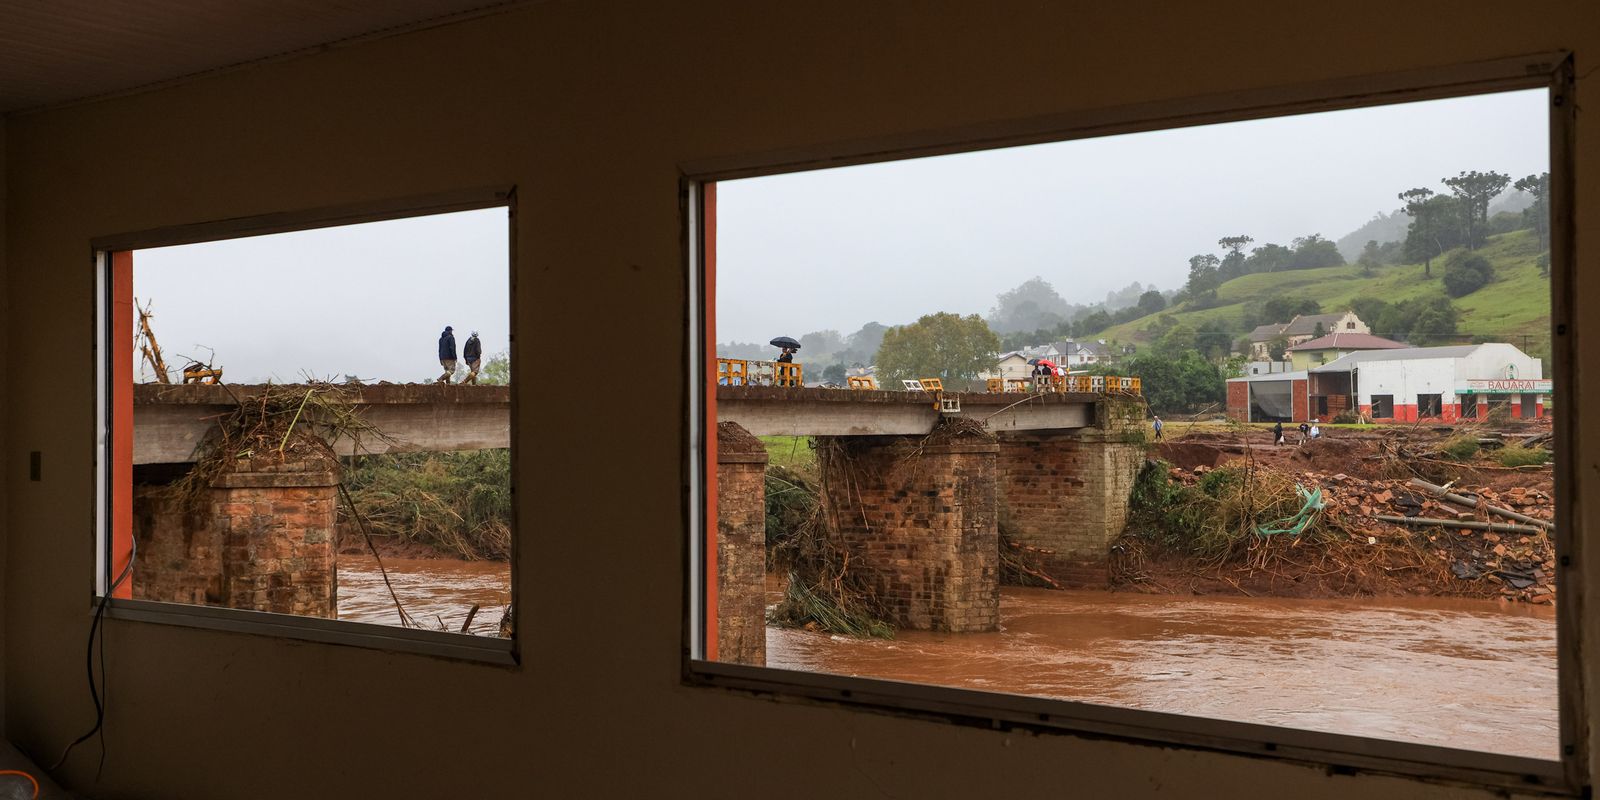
(1457, 379, 1553, 394)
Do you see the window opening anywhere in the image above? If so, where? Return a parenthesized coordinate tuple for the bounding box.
(1370, 394, 1395, 419)
(1418, 393, 1443, 418)
(104, 206, 514, 640)
(692, 81, 1563, 781)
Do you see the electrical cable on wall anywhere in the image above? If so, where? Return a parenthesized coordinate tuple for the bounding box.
(48, 534, 136, 778)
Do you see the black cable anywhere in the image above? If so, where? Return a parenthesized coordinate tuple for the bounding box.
(49, 534, 135, 776)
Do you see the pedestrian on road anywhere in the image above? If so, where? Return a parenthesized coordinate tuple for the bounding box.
(1273, 421, 1285, 447)
(462, 331, 483, 385)
(437, 325, 457, 384)
(1297, 421, 1311, 445)
(1152, 415, 1164, 441)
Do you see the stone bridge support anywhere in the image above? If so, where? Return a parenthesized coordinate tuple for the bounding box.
(715, 422, 768, 666)
(133, 457, 339, 617)
(997, 397, 1146, 585)
(816, 424, 1000, 632)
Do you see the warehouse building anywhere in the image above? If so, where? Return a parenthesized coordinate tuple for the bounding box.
(1228, 343, 1548, 423)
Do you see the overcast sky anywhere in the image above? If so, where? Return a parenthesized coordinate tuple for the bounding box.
(716, 89, 1549, 345)
(135, 208, 509, 383)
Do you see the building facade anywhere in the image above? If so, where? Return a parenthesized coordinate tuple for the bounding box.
(1229, 343, 1549, 423)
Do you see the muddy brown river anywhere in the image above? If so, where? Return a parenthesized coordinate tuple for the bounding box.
(339, 558, 1556, 760)
(339, 556, 511, 637)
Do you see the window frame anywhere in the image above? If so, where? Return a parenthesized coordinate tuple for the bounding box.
(1371, 394, 1396, 419)
(682, 53, 1580, 792)
(1418, 393, 1443, 419)
(92, 186, 520, 666)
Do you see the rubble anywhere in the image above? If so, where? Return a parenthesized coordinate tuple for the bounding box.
(1136, 424, 1556, 603)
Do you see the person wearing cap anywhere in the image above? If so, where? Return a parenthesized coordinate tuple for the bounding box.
(437, 325, 457, 384)
(462, 331, 483, 384)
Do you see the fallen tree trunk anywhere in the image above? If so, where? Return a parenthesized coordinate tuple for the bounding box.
(1407, 478, 1554, 531)
(1373, 514, 1547, 536)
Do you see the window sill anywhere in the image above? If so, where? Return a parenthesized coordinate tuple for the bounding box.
(687, 660, 1567, 793)
(103, 598, 516, 665)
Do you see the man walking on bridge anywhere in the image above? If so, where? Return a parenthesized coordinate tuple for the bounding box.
(462, 331, 483, 384)
(438, 325, 457, 384)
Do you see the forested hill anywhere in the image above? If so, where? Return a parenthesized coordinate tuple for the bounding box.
(1087, 227, 1551, 358)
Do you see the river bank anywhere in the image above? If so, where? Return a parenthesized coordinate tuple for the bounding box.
(1099, 424, 1556, 603)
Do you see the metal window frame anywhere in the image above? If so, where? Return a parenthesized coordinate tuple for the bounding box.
(92, 185, 520, 666)
(682, 52, 1580, 793)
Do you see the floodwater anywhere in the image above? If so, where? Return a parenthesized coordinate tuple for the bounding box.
(336, 558, 1557, 759)
(338, 555, 511, 637)
(769, 584, 1558, 760)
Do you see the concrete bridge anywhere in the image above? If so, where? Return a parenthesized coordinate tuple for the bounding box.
(133, 383, 510, 464)
(714, 385, 1096, 436)
(129, 381, 1147, 657)
(127, 382, 510, 616)
(710, 386, 1149, 667)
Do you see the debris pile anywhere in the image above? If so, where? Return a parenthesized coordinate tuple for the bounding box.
(1137, 444, 1556, 602)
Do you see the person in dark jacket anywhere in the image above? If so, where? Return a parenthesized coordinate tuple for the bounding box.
(775, 347, 796, 363)
(1273, 420, 1285, 446)
(462, 331, 483, 384)
(438, 326, 457, 384)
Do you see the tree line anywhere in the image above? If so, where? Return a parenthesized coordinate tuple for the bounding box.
(717, 164, 1549, 414)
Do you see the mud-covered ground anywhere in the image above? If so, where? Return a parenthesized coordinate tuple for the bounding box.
(1112, 420, 1555, 603)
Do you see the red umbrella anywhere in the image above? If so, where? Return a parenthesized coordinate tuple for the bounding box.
(1034, 358, 1058, 371)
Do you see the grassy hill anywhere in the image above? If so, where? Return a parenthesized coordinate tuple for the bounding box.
(1090, 228, 1550, 352)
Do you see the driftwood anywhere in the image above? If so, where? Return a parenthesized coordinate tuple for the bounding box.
(1373, 514, 1547, 536)
(1407, 478, 1554, 531)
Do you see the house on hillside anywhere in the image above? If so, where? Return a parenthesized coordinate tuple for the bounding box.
(1285, 332, 1406, 370)
(1226, 342, 1548, 423)
(984, 339, 1111, 381)
(1059, 339, 1112, 367)
(981, 351, 1034, 381)
(1248, 311, 1369, 359)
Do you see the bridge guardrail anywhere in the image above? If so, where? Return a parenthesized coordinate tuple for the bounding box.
(717, 358, 803, 387)
(981, 374, 1142, 396)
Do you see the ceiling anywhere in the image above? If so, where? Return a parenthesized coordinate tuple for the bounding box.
(0, 0, 529, 114)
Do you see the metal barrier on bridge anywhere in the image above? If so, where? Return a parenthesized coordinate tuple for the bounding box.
(983, 374, 1142, 396)
(718, 358, 803, 387)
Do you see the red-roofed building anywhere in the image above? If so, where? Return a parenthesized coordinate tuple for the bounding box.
(1286, 332, 1406, 370)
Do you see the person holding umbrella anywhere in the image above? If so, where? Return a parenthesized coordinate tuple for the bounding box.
(770, 336, 801, 363)
(1028, 357, 1059, 390)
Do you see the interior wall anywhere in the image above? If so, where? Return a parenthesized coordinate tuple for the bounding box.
(2, 2, 1597, 798)
(0, 114, 7, 734)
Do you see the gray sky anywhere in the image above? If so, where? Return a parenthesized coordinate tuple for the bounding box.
(135, 208, 509, 383)
(716, 89, 1549, 345)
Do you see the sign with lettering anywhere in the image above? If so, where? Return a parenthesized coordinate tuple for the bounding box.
(1458, 379, 1553, 394)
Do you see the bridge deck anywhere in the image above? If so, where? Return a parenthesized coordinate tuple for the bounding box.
(133, 383, 510, 465)
(715, 386, 1105, 436)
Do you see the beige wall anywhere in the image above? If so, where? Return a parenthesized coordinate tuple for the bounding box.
(3, 2, 1598, 797)
(0, 114, 7, 734)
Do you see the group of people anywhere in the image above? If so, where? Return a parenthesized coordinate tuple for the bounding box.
(437, 325, 485, 385)
(1149, 415, 1322, 445)
(1271, 419, 1322, 446)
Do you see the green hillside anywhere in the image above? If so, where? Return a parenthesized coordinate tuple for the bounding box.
(1091, 228, 1550, 350)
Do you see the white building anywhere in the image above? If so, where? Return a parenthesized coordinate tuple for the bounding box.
(981, 351, 1035, 381)
(1308, 343, 1547, 422)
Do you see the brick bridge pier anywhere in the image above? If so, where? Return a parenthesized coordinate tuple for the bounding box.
(128, 383, 510, 618)
(713, 389, 1147, 665)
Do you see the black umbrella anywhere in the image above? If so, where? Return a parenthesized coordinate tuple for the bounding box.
(1027, 358, 1041, 365)
(770, 336, 802, 350)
